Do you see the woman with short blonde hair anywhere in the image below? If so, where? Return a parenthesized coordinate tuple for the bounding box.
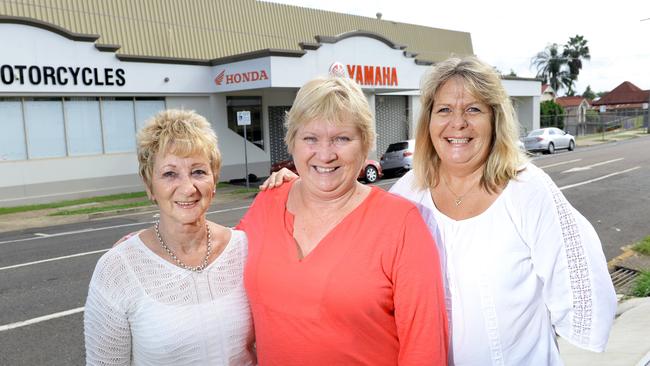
(241, 75, 448, 365)
(85, 109, 254, 366)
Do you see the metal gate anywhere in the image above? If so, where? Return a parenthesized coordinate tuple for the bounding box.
(268, 106, 292, 164)
(375, 95, 409, 155)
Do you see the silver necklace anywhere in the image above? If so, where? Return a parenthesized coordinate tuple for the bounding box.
(441, 175, 476, 207)
(154, 220, 212, 272)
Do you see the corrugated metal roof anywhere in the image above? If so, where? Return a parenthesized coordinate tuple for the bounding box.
(0, 0, 473, 63)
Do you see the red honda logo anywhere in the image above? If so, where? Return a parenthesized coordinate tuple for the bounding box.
(214, 70, 225, 86)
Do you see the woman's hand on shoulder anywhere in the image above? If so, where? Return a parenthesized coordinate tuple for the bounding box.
(259, 167, 298, 191)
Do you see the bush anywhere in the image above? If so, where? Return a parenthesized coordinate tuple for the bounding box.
(631, 271, 650, 297)
(540, 100, 565, 129)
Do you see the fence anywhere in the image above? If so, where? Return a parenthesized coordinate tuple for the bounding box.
(539, 109, 649, 139)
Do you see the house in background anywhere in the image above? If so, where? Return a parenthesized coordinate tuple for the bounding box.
(556, 96, 591, 135)
(541, 84, 556, 102)
(591, 81, 649, 131)
(591, 81, 649, 112)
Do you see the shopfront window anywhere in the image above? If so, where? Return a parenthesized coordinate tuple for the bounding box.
(24, 98, 66, 158)
(227, 96, 263, 149)
(0, 96, 164, 160)
(135, 98, 166, 132)
(102, 98, 136, 153)
(0, 98, 27, 160)
(64, 97, 103, 156)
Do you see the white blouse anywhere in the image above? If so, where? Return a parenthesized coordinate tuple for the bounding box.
(84, 229, 255, 366)
(390, 164, 616, 365)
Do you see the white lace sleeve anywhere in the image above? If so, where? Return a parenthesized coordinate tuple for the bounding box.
(84, 251, 132, 366)
(522, 167, 616, 352)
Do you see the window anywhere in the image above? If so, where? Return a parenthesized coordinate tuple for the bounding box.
(102, 98, 136, 153)
(64, 97, 103, 156)
(24, 98, 66, 158)
(135, 98, 166, 132)
(227, 96, 263, 149)
(1, 96, 167, 160)
(0, 99, 27, 160)
(386, 142, 408, 153)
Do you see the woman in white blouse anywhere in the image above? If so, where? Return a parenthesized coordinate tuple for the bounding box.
(265, 56, 617, 365)
(84, 109, 254, 365)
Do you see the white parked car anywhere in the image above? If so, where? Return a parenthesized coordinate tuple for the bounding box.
(523, 127, 575, 154)
(380, 139, 415, 176)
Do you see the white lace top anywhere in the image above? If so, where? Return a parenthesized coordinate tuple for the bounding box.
(84, 229, 255, 366)
(390, 164, 617, 365)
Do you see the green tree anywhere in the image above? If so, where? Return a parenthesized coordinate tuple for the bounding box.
(582, 85, 596, 100)
(562, 35, 591, 95)
(540, 100, 565, 129)
(531, 43, 571, 94)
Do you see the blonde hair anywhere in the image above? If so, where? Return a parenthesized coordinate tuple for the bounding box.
(137, 109, 221, 192)
(413, 56, 527, 192)
(284, 76, 376, 154)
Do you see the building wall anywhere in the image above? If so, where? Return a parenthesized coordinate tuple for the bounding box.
(513, 96, 540, 135)
(0, 154, 140, 206)
(409, 96, 422, 139)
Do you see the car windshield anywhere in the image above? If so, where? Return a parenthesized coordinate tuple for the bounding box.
(528, 130, 544, 136)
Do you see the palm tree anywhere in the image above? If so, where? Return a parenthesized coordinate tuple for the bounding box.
(562, 35, 591, 95)
(531, 43, 570, 94)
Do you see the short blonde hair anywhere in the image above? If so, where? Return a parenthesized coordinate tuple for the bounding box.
(284, 76, 376, 154)
(414, 56, 526, 192)
(137, 109, 221, 192)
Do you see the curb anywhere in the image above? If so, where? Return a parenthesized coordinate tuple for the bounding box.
(88, 205, 158, 220)
(608, 245, 636, 271)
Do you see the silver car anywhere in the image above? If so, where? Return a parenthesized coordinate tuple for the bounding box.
(380, 139, 415, 176)
(523, 128, 575, 154)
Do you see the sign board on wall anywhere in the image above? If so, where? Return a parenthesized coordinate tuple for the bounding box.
(1, 23, 214, 94)
(237, 111, 251, 126)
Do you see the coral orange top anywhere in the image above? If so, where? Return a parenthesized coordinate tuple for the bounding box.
(239, 182, 448, 365)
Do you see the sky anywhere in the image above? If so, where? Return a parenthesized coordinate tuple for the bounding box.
(267, 0, 650, 96)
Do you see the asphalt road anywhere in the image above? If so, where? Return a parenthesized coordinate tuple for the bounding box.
(1, 136, 649, 365)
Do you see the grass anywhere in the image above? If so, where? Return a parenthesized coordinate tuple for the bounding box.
(227, 187, 260, 195)
(631, 271, 650, 297)
(49, 200, 152, 216)
(0, 191, 148, 216)
(632, 236, 650, 256)
(0, 182, 256, 217)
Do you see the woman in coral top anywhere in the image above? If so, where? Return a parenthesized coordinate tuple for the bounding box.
(238, 76, 448, 365)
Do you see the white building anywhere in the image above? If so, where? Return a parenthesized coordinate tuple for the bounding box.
(0, 6, 540, 206)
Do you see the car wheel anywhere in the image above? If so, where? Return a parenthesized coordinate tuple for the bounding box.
(568, 140, 575, 151)
(364, 165, 378, 183)
(547, 142, 555, 154)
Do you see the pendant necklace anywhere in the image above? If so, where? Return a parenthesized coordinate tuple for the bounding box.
(441, 174, 477, 207)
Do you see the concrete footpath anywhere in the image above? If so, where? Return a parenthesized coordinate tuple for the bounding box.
(559, 129, 650, 366)
(559, 297, 650, 366)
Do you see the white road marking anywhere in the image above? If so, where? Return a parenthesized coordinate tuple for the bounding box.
(536, 159, 582, 169)
(562, 158, 624, 173)
(0, 307, 84, 332)
(559, 166, 641, 190)
(0, 249, 109, 271)
(0, 206, 251, 246)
